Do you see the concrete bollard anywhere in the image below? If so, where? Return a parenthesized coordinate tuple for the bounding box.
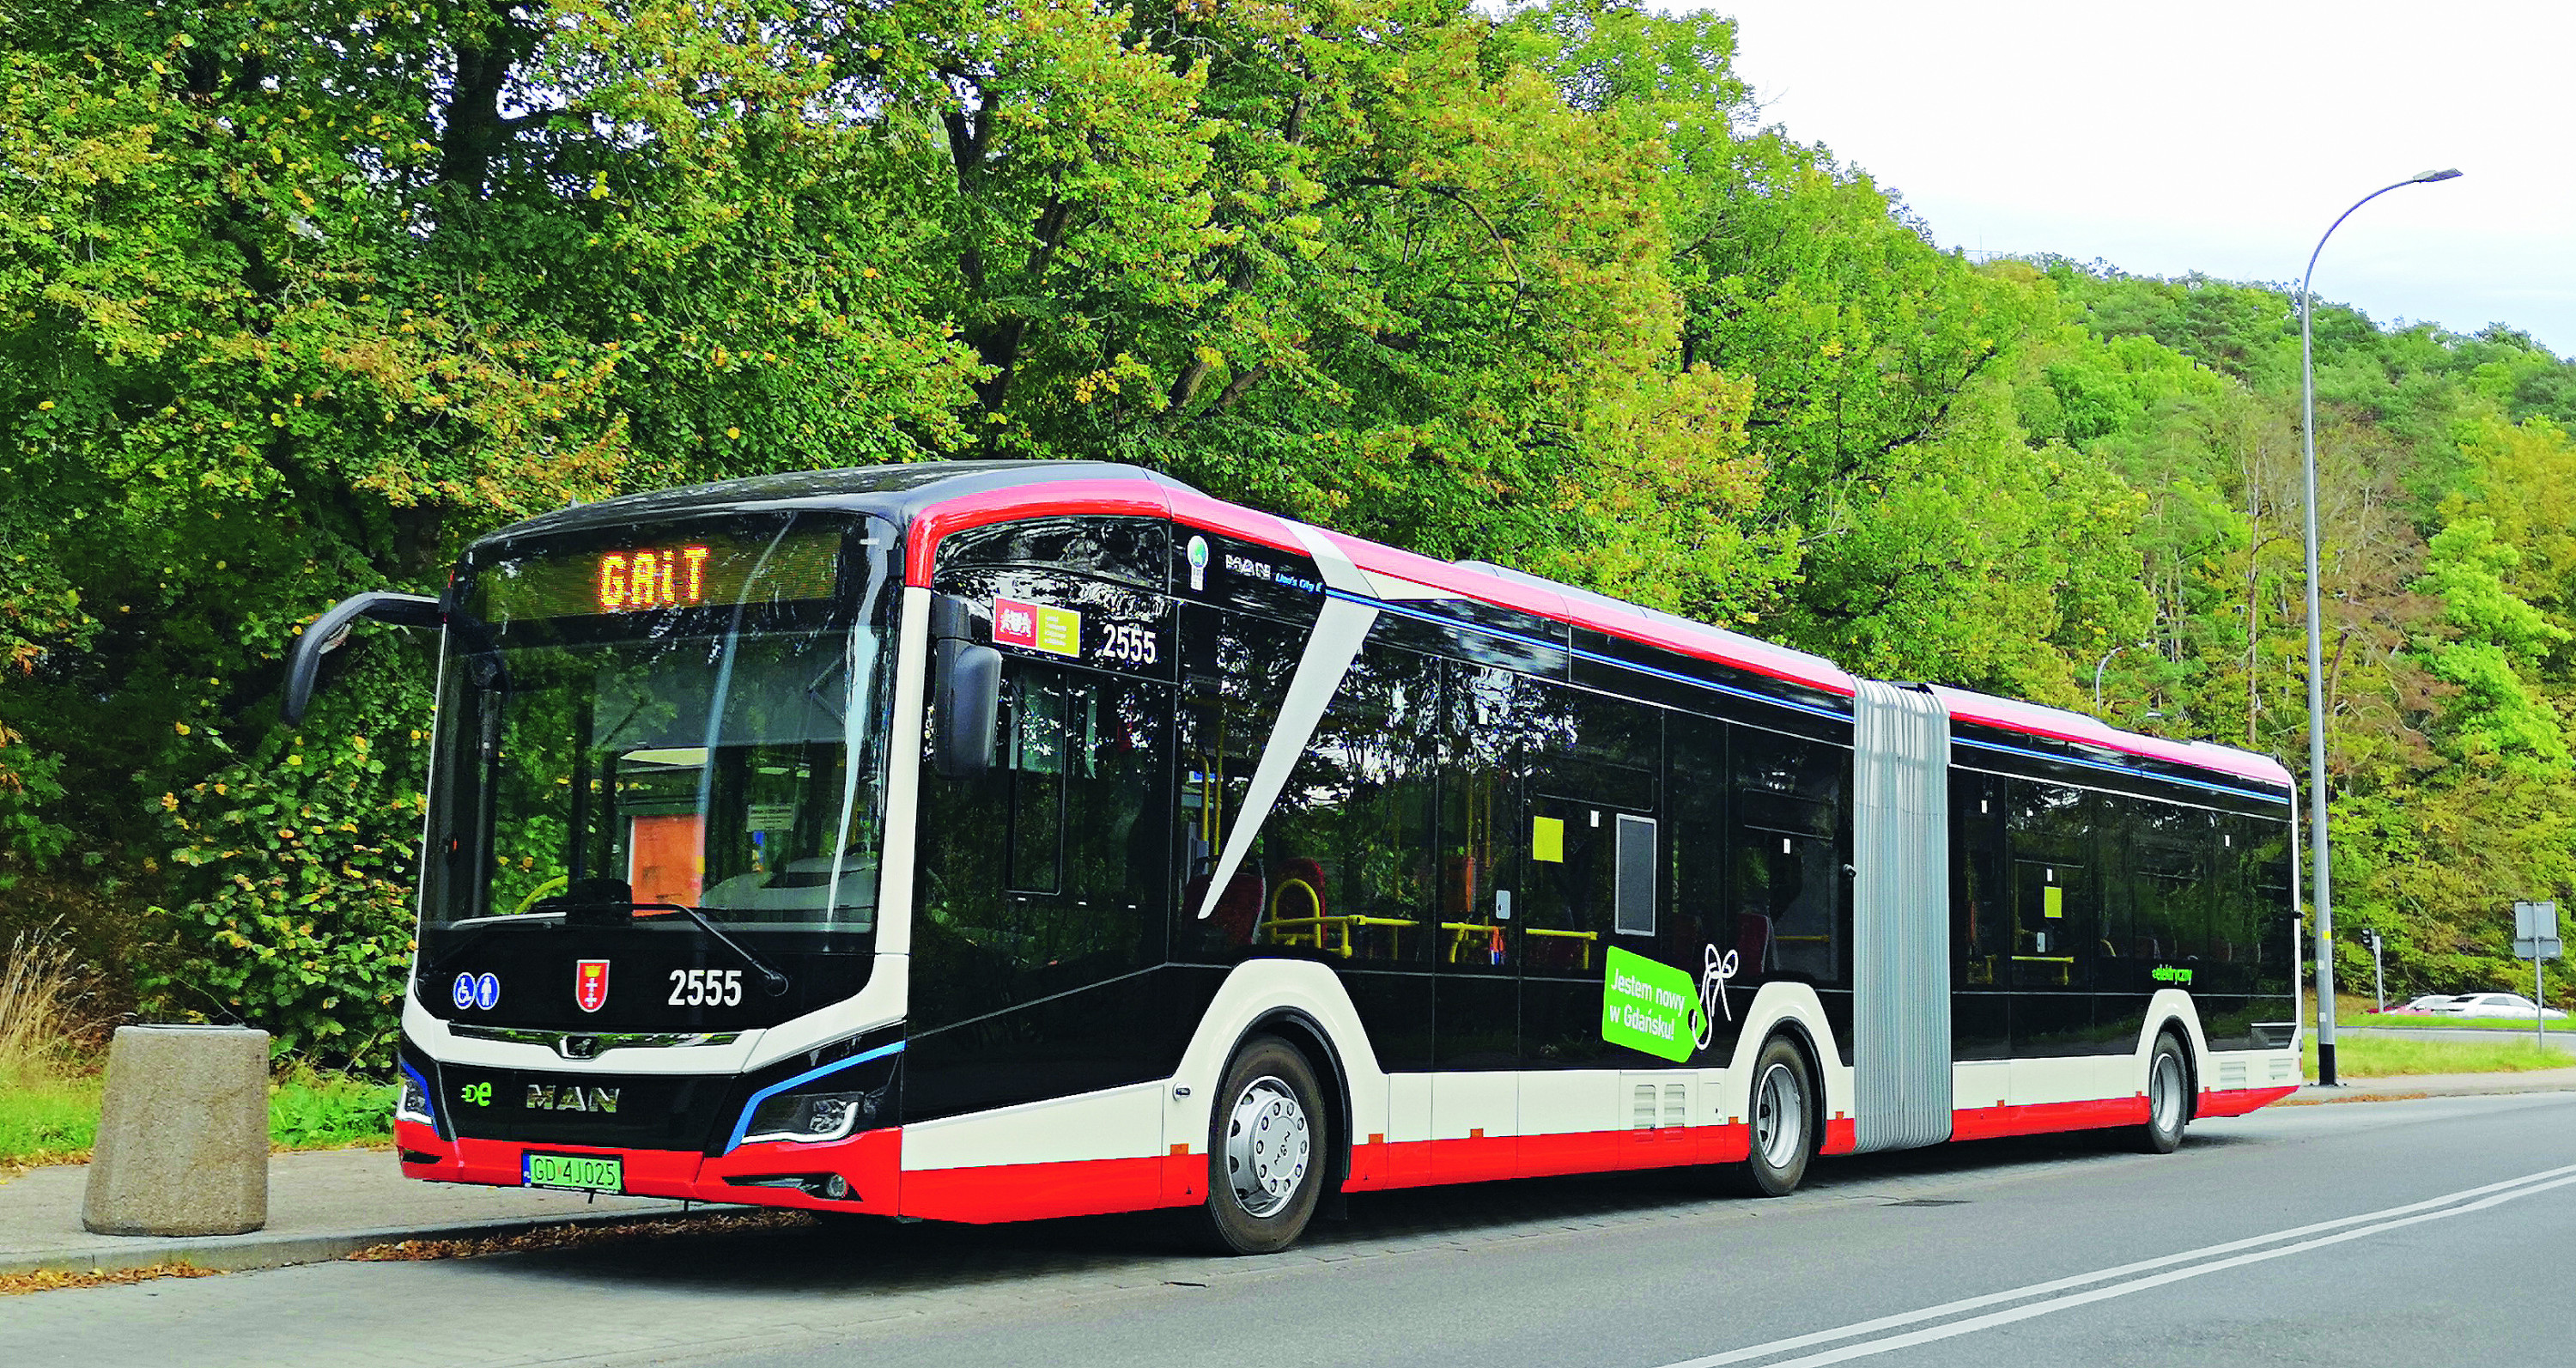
(82, 1024, 270, 1237)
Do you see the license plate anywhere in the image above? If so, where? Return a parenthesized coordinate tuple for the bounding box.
(524, 1152, 623, 1193)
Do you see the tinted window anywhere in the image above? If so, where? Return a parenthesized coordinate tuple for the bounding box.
(1733, 727, 1844, 985)
(940, 516, 1169, 590)
(913, 661, 1169, 1026)
(1248, 644, 1442, 964)
(1173, 608, 1303, 958)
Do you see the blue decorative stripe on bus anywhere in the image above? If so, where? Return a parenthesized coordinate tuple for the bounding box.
(1334, 590, 1852, 723)
(1949, 735, 2293, 806)
(725, 1039, 906, 1153)
(1339, 590, 2292, 806)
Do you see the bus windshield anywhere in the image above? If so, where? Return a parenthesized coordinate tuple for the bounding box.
(423, 514, 898, 934)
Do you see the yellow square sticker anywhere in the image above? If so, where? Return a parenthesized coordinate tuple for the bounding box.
(1033, 604, 1080, 657)
(2044, 885, 2063, 920)
(1532, 816, 1564, 864)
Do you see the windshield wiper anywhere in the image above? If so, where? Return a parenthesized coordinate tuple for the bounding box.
(555, 900, 791, 997)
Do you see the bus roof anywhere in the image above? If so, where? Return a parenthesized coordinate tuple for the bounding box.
(487, 459, 2289, 791)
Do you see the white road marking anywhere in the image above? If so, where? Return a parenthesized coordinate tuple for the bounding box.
(1661, 1163, 2576, 1368)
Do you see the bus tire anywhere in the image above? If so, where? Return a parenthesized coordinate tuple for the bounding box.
(1194, 1035, 1327, 1255)
(2133, 1032, 2190, 1155)
(1725, 1035, 1815, 1197)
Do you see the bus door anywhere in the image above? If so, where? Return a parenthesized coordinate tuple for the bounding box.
(1431, 664, 1522, 1182)
(2005, 781, 2097, 1073)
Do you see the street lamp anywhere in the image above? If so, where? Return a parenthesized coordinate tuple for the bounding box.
(2093, 642, 2142, 710)
(2299, 167, 2461, 1086)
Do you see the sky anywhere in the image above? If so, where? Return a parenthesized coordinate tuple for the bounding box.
(1684, 1, 2576, 355)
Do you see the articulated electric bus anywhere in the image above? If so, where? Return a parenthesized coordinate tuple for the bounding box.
(288, 460, 2302, 1253)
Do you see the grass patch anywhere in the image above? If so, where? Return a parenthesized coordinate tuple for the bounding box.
(0, 1071, 101, 1169)
(2350, 1012, 2570, 1032)
(2305, 1033, 2572, 1077)
(0, 1068, 392, 1170)
(267, 1069, 396, 1151)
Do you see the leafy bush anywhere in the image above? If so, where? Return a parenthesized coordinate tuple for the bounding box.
(141, 648, 428, 1068)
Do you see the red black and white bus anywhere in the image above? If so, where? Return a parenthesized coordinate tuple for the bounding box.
(289, 460, 2303, 1253)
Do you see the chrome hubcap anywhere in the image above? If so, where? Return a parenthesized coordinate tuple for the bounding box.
(1753, 1061, 1805, 1170)
(1224, 1075, 1309, 1219)
(2151, 1052, 2184, 1134)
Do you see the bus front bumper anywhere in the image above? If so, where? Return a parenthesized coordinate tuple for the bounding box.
(394, 1119, 902, 1215)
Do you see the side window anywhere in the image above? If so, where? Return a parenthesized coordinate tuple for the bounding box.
(1173, 608, 1303, 958)
(1251, 643, 1441, 964)
(1668, 712, 1726, 968)
(2006, 781, 2094, 988)
(1951, 772, 2005, 985)
(1518, 682, 1660, 976)
(2130, 802, 2205, 963)
(914, 661, 1169, 1026)
(1732, 726, 1843, 985)
(940, 516, 1168, 590)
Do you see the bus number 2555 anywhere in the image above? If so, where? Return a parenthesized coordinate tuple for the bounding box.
(669, 968, 743, 1006)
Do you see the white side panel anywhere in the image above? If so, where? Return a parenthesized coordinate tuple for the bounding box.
(870, 584, 932, 960)
(1711, 982, 1852, 1131)
(1953, 1060, 2011, 1113)
(902, 1079, 1164, 1171)
(1517, 1070, 1619, 1138)
(2006, 1055, 2102, 1108)
(1432, 1072, 1518, 1140)
(1160, 959, 1389, 1155)
(1388, 1073, 1433, 1145)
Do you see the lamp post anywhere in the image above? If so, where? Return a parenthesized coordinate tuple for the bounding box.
(2092, 643, 2136, 711)
(2300, 167, 2461, 1086)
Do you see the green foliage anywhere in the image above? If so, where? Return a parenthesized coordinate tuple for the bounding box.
(266, 1067, 396, 1150)
(0, 1067, 395, 1165)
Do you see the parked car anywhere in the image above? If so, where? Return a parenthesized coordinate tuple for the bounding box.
(2439, 992, 2567, 1020)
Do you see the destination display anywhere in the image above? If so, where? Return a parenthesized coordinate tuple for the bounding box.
(470, 527, 841, 623)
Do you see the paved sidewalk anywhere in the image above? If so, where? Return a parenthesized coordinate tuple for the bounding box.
(0, 1147, 692, 1277)
(2282, 1066, 2576, 1104)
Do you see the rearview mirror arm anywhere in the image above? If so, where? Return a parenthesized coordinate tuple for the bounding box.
(283, 591, 443, 723)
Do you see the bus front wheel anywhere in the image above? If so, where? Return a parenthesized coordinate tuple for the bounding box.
(1195, 1035, 1327, 1255)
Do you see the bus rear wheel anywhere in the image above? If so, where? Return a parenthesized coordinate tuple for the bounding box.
(2132, 1033, 2190, 1154)
(1195, 1035, 1327, 1255)
(1726, 1036, 1814, 1197)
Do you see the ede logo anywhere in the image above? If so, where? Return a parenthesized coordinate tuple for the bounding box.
(574, 959, 611, 1013)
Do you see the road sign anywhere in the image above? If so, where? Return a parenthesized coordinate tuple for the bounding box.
(2512, 900, 2562, 960)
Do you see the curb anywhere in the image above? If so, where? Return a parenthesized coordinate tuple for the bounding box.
(2280, 1076, 2576, 1106)
(0, 1204, 702, 1279)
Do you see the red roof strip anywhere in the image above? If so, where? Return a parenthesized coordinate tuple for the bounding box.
(905, 480, 1172, 585)
(1931, 686, 2293, 787)
(1322, 530, 1857, 696)
(910, 477, 1858, 695)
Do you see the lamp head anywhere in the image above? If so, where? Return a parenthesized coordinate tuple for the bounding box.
(2413, 168, 2464, 183)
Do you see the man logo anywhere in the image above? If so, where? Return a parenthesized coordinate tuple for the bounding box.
(574, 959, 611, 1012)
(524, 1084, 620, 1114)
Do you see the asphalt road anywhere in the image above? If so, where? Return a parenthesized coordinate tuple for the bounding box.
(7, 1092, 2572, 1368)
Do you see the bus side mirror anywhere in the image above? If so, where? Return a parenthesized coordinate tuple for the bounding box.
(283, 591, 443, 723)
(929, 595, 999, 780)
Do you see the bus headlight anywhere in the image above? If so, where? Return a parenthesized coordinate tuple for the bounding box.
(743, 1089, 873, 1145)
(397, 1068, 437, 1128)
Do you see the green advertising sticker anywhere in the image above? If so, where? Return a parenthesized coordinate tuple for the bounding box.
(1602, 945, 1707, 1063)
